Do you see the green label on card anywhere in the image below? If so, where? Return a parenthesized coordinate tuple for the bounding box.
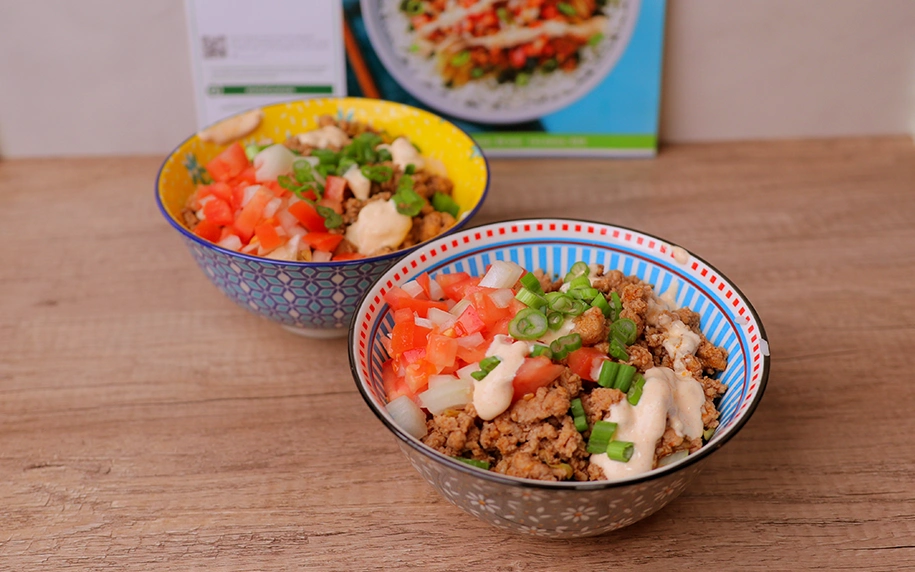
(472, 133, 656, 150)
(207, 85, 335, 95)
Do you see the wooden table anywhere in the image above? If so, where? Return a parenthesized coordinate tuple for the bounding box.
(2, 137, 914, 570)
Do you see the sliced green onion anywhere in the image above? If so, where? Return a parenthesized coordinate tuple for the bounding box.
(515, 72, 530, 86)
(549, 333, 582, 360)
(496, 6, 511, 21)
(606, 440, 634, 462)
(546, 311, 565, 331)
(591, 293, 611, 317)
(337, 157, 357, 174)
(570, 287, 599, 301)
(703, 427, 716, 441)
(453, 457, 490, 470)
(564, 261, 589, 282)
(376, 148, 393, 163)
(311, 148, 340, 165)
(315, 164, 336, 178)
(613, 364, 636, 393)
(293, 159, 316, 184)
(519, 273, 543, 294)
(597, 360, 620, 388)
(609, 318, 638, 345)
(570, 398, 588, 433)
(392, 175, 424, 216)
(431, 192, 459, 217)
(244, 142, 269, 161)
(515, 288, 547, 311)
(471, 66, 485, 78)
(588, 32, 604, 47)
(314, 203, 343, 229)
(586, 420, 618, 454)
(609, 291, 622, 321)
(470, 370, 488, 381)
(566, 299, 589, 317)
(509, 308, 548, 340)
(479, 356, 502, 372)
(557, 2, 577, 16)
(404, 163, 416, 175)
(609, 338, 629, 362)
(450, 50, 471, 67)
(566, 275, 591, 290)
(542, 58, 558, 73)
(530, 344, 552, 359)
(361, 164, 393, 182)
(627, 374, 645, 405)
(403, 0, 425, 16)
(545, 292, 574, 313)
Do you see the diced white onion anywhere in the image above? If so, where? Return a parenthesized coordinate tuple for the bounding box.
(489, 288, 515, 308)
(241, 185, 260, 208)
(456, 363, 480, 383)
(479, 260, 524, 289)
(312, 250, 332, 262)
(418, 378, 473, 415)
(254, 144, 297, 182)
(428, 276, 445, 301)
(428, 374, 459, 389)
(450, 299, 471, 317)
(657, 450, 689, 468)
(401, 280, 424, 298)
(217, 235, 242, 251)
(241, 243, 258, 254)
(427, 307, 456, 329)
(414, 316, 433, 329)
(456, 332, 484, 348)
(276, 209, 299, 234)
(263, 197, 282, 218)
(385, 395, 428, 439)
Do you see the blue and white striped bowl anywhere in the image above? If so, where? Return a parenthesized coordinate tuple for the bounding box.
(349, 218, 770, 538)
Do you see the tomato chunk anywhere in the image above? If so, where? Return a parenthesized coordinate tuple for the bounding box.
(302, 232, 344, 253)
(287, 201, 327, 232)
(205, 143, 248, 182)
(254, 224, 285, 252)
(567, 347, 608, 382)
(192, 219, 221, 242)
(324, 175, 347, 202)
(384, 286, 449, 318)
(203, 198, 234, 226)
(512, 357, 565, 401)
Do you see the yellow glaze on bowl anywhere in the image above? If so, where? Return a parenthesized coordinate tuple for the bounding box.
(158, 97, 488, 225)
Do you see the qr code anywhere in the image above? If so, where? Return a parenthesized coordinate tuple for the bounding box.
(201, 35, 227, 59)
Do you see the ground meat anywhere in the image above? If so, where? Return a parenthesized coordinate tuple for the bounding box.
(581, 388, 625, 425)
(508, 384, 571, 425)
(626, 343, 654, 372)
(411, 170, 454, 199)
(422, 407, 489, 461)
(654, 427, 702, 461)
(572, 306, 608, 346)
(696, 339, 729, 373)
(619, 282, 652, 337)
(283, 136, 313, 155)
(533, 269, 563, 293)
(342, 192, 392, 225)
(495, 452, 559, 481)
(677, 307, 702, 333)
(181, 207, 199, 230)
(416, 210, 456, 243)
(591, 269, 638, 294)
(555, 368, 583, 398)
(333, 238, 358, 256)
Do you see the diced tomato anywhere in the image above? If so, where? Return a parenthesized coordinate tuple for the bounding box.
(391, 320, 415, 356)
(263, 180, 287, 198)
(469, 290, 513, 329)
(416, 273, 433, 299)
(332, 252, 364, 261)
(192, 219, 221, 242)
(382, 360, 415, 402)
(198, 181, 233, 203)
(414, 324, 432, 349)
(287, 200, 327, 232)
(455, 304, 485, 336)
(384, 286, 449, 318)
(404, 360, 436, 393)
(436, 272, 472, 301)
(541, 4, 557, 19)
(512, 357, 565, 401)
(393, 308, 414, 324)
(233, 187, 273, 243)
(317, 197, 343, 215)
(450, 276, 483, 301)
(228, 166, 257, 187)
(402, 347, 426, 365)
(455, 341, 488, 365)
(231, 186, 246, 211)
(302, 232, 344, 253)
(205, 143, 249, 182)
(203, 198, 234, 226)
(567, 347, 608, 382)
(324, 175, 347, 202)
(510, 46, 528, 69)
(254, 224, 285, 252)
(487, 316, 512, 338)
(426, 334, 458, 370)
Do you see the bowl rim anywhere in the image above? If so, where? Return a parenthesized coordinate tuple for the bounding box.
(348, 217, 770, 490)
(154, 96, 491, 267)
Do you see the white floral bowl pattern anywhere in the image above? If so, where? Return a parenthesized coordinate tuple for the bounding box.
(349, 218, 770, 537)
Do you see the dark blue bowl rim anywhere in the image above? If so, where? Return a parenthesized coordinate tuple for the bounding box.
(348, 217, 771, 491)
(154, 97, 491, 267)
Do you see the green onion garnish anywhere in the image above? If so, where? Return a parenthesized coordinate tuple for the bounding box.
(591, 293, 611, 317)
(627, 374, 645, 405)
(508, 308, 548, 340)
(470, 370, 488, 381)
(549, 333, 582, 360)
(586, 420, 617, 454)
(606, 440, 634, 462)
(293, 159, 316, 184)
(515, 287, 547, 311)
(496, 7, 511, 21)
(314, 203, 343, 229)
(703, 427, 716, 441)
(613, 364, 636, 393)
(453, 457, 490, 470)
(471, 67, 485, 78)
(609, 317, 638, 345)
(545, 291, 574, 313)
(404, 163, 416, 175)
(431, 192, 459, 217)
(597, 360, 620, 388)
(570, 287, 600, 301)
(376, 148, 393, 163)
(609, 337, 629, 362)
(570, 398, 588, 433)
(244, 142, 269, 161)
(337, 157, 357, 174)
(515, 72, 530, 86)
(546, 311, 565, 331)
(566, 275, 591, 290)
(566, 299, 589, 317)
(450, 50, 472, 67)
(392, 175, 424, 216)
(530, 344, 552, 359)
(315, 164, 336, 178)
(479, 356, 502, 372)
(361, 164, 394, 182)
(564, 261, 589, 283)
(311, 148, 340, 165)
(609, 291, 622, 321)
(519, 273, 543, 294)
(557, 2, 577, 16)
(588, 32, 604, 47)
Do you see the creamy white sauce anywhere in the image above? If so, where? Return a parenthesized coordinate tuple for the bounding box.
(659, 315, 701, 374)
(535, 317, 574, 345)
(342, 164, 371, 201)
(473, 335, 529, 420)
(462, 17, 607, 50)
(297, 125, 351, 148)
(344, 199, 413, 254)
(590, 367, 705, 480)
(377, 137, 425, 172)
(417, 0, 499, 37)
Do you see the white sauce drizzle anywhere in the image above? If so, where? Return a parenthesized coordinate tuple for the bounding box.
(472, 335, 529, 420)
(461, 17, 607, 50)
(342, 164, 371, 201)
(297, 125, 351, 148)
(377, 137, 425, 172)
(344, 200, 412, 254)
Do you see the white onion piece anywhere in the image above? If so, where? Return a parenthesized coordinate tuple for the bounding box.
(427, 307, 456, 329)
(489, 288, 515, 308)
(386, 395, 428, 439)
(414, 316, 433, 329)
(418, 378, 473, 415)
(263, 197, 282, 218)
(241, 243, 258, 254)
(428, 374, 459, 389)
(241, 185, 260, 207)
(479, 260, 524, 289)
(456, 332, 484, 348)
(456, 363, 480, 383)
(254, 144, 297, 182)
(401, 280, 424, 298)
(450, 299, 471, 317)
(217, 235, 242, 251)
(312, 250, 332, 262)
(276, 209, 299, 234)
(428, 277, 445, 301)
(657, 450, 689, 468)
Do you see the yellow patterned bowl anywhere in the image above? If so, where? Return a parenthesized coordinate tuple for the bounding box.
(156, 98, 489, 338)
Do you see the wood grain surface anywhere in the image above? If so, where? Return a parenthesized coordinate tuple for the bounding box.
(2, 137, 914, 571)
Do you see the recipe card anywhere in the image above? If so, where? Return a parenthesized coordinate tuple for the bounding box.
(185, 0, 347, 129)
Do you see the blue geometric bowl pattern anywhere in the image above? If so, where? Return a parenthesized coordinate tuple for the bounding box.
(350, 218, 770, 537)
